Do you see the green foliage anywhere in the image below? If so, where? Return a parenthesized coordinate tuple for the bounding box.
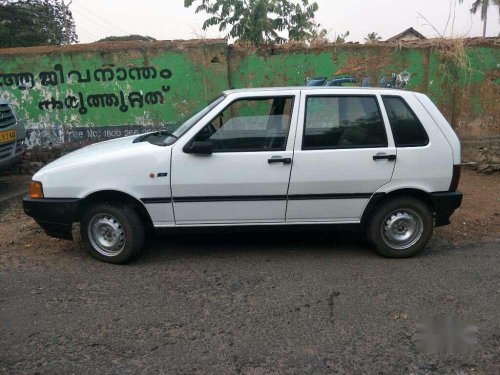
(335, 30, 349, 43)
(97, 35, 156, 43)
(280, 0, 319, 42)
(0, 0, 78, 48)
(309, 26, 329, 45)
(364, 32, 382, 44)
(184, 0, 319, 45)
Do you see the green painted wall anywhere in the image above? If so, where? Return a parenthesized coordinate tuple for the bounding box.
(229, 45, 428, 91)
(229, 44, 499, 141)
(0, 40, 498, 149)
(0, 40, 229, 147)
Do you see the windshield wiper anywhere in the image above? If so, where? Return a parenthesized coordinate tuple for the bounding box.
(133, 130, 178, 146)
(150, 130, 178, 139)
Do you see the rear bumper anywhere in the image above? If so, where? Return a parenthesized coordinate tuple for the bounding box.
(22, 197, 80, 240)
(431, 191, 463, 227)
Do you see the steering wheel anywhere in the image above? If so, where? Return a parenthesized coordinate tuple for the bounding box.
(205, 116, 227, 150)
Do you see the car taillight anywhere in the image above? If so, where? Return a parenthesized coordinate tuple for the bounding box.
(449, 165, 461, 192)
(29, 181, 44, 199)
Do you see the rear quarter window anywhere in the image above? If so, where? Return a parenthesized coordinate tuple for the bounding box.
(382, 96, 429, 147)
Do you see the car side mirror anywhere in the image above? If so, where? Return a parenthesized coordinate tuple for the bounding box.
(184, 141, 214, 155)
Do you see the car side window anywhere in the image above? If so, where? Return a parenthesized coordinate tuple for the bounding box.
(192, 96, 294, 152)
(382, 96, 429, 147)
(303, 96, 387, 150)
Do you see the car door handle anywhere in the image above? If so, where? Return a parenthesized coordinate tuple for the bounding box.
(373, 154, 397, 161)
(268, 157, 292, 165)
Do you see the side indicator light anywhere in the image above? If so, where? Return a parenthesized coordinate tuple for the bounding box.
(29, 181, 44, 199)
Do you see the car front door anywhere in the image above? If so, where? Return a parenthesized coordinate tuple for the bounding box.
(287, 89, 396, 223)
(171, 91, 300, 225)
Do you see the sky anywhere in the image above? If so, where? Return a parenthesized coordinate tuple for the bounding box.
(72, 0, 500, 44)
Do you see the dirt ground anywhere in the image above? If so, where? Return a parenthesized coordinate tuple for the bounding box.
(434, 169, 500, 244)
(0, 174, 30, 204)
(0, 168, 499, 374)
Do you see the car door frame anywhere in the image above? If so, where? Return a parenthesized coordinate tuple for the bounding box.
(169, 89, 302, 226)
(286, 88, 397, 223)
(293, 88, 397, 149)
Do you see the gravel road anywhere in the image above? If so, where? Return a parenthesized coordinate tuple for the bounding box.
(1, 231, 499, 374)
(1, 169, 499, 374)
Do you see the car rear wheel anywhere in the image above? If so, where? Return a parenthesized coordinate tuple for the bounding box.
(81, 203, 144, 264)
(368, 197, 434, 258)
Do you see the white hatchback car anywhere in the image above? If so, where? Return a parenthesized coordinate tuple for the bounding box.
(23, 87, 462, 263)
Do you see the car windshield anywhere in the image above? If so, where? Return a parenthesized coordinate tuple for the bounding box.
(158, 95, 225, 145)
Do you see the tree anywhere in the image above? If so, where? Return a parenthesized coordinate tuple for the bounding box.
(364, 32, 382, 44)
(184, 0, 319, 46)
(278, 0, 319, 42)
(334, 30, 349, 43)
(459, 0, 500, 37)
(309, 26, 329, 45)
(97, 35, 156, 43)
(0, 0, 78, 48)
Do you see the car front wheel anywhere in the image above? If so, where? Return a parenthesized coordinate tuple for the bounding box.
(368, 197, 434, 258)
(81, 203, 144, 264)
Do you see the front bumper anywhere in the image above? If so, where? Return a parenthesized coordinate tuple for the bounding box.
(22, 197, 80, 240)
(0, 150, 23, 170)
(431, 191, 463, 227)
(0, 141, 26, 171)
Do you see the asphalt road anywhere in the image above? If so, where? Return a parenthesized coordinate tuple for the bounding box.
(1, 231, 499, 374)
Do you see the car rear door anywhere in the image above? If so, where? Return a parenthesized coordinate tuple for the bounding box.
(286, 89, 396, 223)
(170, 90, 300, 225)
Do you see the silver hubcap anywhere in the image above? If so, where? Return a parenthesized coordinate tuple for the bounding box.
(381, 209, 423, 250)
(88, 214, 125, 257)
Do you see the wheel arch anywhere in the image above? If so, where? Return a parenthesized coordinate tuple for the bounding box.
(75, 190, 153, 228)
(361, 188, 435, 226)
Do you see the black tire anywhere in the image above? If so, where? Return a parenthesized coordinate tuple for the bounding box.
(80, 203, 144, 264)
(367, 196, 434, 258)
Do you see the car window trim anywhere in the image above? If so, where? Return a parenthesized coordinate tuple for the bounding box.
(301, 94, 389, 151)
(168, 94, 226, 142)
(187, 95, 296, 154)
(381, 95, 430, 148)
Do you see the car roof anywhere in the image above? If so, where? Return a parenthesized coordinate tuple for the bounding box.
(223, 86, 410, 95)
